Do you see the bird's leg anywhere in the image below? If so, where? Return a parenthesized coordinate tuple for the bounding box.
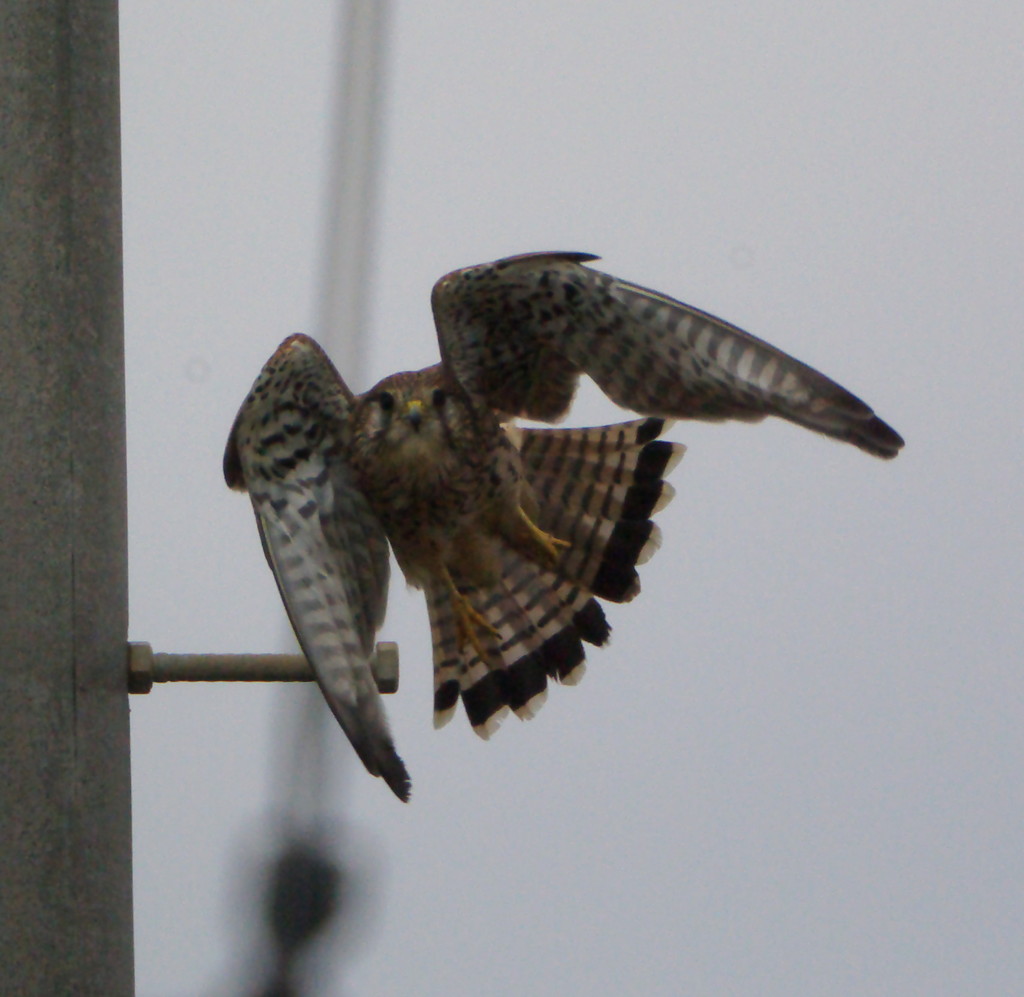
(514, 506, 570, 568)
(440, 563, 499, 660)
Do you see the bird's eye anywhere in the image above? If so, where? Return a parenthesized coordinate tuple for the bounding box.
(431, 388, 446, 408)
(378, 391, 395, 412)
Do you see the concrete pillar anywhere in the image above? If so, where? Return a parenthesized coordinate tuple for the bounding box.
(0, 3, 134, 993)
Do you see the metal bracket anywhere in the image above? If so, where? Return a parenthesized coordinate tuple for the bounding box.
(127, 641, 399, 695)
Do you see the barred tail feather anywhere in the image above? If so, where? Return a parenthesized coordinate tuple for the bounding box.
(426, 550, 609, 736)
(428, 417, 681, 738)
(517, 417, 684, 602)
(426, 579, 464, 730)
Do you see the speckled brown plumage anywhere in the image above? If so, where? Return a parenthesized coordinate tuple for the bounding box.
(225, 252, 903, 800)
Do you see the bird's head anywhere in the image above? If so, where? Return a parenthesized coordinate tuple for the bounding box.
(352, 368, 464, 465)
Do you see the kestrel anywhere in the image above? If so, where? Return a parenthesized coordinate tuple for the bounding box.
(225, 251, 903, 801)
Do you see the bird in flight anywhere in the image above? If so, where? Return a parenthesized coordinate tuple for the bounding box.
(225, 251, 903, 801)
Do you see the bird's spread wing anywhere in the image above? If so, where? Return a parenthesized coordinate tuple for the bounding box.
(431, 251, 903, 457)
(225, 335, 410, 801)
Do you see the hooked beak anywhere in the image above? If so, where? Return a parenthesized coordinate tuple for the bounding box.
(404, 399, 423, 430)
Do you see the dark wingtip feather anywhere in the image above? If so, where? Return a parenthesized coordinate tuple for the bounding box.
(516, 250, 601, 266)
(349, 731, 411, 802)
(223, 421, 245, 489)
(787, 381, 904, 459)
(351, 729, 411, 802)
(329, 692, 412, 802)
(379, 749, 412, 802)
(855, 416, 905, 459)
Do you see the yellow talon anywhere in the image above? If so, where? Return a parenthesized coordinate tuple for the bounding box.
(441, 564, 499, 658)
(517, 507, 570, 566)
(454, 598, 498, 659)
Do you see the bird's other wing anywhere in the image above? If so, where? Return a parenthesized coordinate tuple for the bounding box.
(225, 334, 410, 801)
(431, 252, 903, 457)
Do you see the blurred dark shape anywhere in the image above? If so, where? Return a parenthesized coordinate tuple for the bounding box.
(269, 841, 344, 960)
(257, 974, 297, 997)
(252, 836, 346, 997)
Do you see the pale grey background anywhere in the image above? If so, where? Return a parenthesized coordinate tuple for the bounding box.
(122, 3, 1023, 994)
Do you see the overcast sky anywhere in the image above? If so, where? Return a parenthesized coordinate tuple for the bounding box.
(121, 3, 1022, 994)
